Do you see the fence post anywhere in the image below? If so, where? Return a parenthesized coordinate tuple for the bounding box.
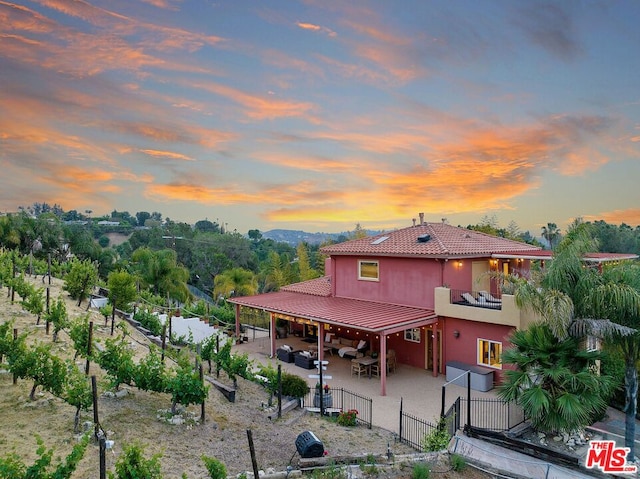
(399, 397, 403, 443)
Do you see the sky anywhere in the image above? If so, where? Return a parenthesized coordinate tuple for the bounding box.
(1, 1, 640, 236)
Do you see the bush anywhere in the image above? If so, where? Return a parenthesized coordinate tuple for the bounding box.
(109, 442, 162, 479)
(422, 418, 451, 452)
(449, 453, 466, 472)
(201, 455, 227, 479)
(412, 462, 430, 479)
(337, 409, 358, 427)
(134, 310, 163, 336)
(281, 372, 309, 398)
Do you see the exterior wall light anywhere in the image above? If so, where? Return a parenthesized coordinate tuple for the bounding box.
(453, 330, 460, 338)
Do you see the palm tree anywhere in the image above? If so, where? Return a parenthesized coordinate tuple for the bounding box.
(131, 248, 190, 303)
(541, 222, 561, 250)
(213, 268, 257, 300)
(506, 223, 640, 455)
(499, 323, 613, 434)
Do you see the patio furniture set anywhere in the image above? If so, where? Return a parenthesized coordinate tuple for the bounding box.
(350, 349, 397, 379)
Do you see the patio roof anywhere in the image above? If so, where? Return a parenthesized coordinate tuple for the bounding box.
(492, 250, 639, 262)
(228, 290, 437, 335)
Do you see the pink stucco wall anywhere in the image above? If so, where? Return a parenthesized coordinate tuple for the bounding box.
(332, 256, 473, 308)
(442, 317, 515, 383)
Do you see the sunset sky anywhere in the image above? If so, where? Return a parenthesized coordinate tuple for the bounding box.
(1, 1, 639, 236)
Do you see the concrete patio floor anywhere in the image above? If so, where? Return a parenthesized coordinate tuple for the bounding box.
(232, 329, 498, 433)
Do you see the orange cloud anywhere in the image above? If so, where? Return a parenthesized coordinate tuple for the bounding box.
(184, 80, 317, 121)
(585, 209, 640, 227)
(296, 21, 337, 37)
(139, 149, 194, 161)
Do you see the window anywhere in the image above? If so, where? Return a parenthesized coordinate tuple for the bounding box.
(477, 339, 502, 369)
(358, 260, 379, 281)
(585, 335, 598, 352)
(404, 328, 421, 343)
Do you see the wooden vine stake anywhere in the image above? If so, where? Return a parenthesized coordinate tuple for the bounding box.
(246, 429, 260, 479)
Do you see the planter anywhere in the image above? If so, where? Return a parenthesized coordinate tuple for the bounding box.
(313, 391, 333, 408)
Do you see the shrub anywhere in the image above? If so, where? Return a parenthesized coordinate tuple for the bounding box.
(449, 453, 467, 472)
(201, 455, 227, 479)
(281, 372, 309, 398)
(109, 442, 162, 479)
(134, 310, 163, 336)
(337, 409, 358, 427)
(0, 434, 89, 479)
(422, 418, 451, 452)
(412, 462, 430, 479)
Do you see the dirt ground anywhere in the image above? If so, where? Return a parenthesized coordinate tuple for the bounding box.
(0, 275, 493, 478)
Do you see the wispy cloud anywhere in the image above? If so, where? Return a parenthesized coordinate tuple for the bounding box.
(296, 21, 336, 37)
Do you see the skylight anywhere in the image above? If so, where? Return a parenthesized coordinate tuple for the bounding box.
(370, 236, 389, 245)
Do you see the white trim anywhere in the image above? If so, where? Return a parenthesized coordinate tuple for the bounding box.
(358, 260, 379, 281)
(477, 337, 502, 369)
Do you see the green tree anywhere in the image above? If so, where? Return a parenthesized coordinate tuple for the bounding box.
(96, 333, 136, 390)
(63, 258, 98, 307)
(22, 283, 44, 324)
(64, 364, 93, 432)
(107, 270, 138, 313)
(498, 323, 613, 433)
(134, 346, 168, 393)
(10, 342, 67, 401)
(68, 314, 93, 360)
(213, 268, 257, 299)
(131, 248, 190, 303)
(541, 222, 561, 250)
(168, 352, 208, 414)
(507, 223, 640, 453)
(296, 242, 319, 282)
(44, 297, 69, 342)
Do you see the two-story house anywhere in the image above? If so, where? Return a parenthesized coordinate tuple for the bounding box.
(229, 216, 636, 395)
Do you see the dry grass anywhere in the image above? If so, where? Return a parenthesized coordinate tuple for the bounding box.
(1, 276, 428, 478)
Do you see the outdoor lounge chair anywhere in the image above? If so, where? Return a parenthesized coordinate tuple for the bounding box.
(478, 291, 502, 303)
(461, 292, 501, 309)
(294, 351, 317, 369)
(276, 345, 299, 363)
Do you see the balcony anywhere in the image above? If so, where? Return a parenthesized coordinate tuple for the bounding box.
(434, 287, 533, 329)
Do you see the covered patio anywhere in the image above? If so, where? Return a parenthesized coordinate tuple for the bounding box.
(229, 291, 438, 396)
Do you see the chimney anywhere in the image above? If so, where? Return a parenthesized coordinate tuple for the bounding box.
(412, 218, 416, 226)
(419, 212, 424, 225)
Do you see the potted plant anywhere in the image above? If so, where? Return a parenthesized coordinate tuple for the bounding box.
(276, 318, 288, 339)
(313, 382, 332, 408)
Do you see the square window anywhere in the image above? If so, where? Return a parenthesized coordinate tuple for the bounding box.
(358, 260, 379, 281)
(477, 338, 502, 369)
(404, 328, 421, 343)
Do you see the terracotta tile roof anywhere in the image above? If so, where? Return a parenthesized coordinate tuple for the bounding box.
(281, 276, 331, 297)
(229, 291, 437, 333)
(320, 222, 541, 258)
(583, 252, 639, 262)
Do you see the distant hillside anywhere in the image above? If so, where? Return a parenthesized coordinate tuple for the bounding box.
(262, 229, 343, 245)
(262, 228, 383, 245)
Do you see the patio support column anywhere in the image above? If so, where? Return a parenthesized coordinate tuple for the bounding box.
(270, 313, 276, 358)
(318, 323, 325, 360)
(234, 303, 241, 336)
(379, 334, 387, 396)
(432, 323, 438, 377)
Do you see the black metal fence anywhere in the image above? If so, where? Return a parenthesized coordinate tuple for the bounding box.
(300, 387, 373, 429)
(459, 397, 526, 432)
(398, 398, 437, 450)
(399, 396, 525, 451)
